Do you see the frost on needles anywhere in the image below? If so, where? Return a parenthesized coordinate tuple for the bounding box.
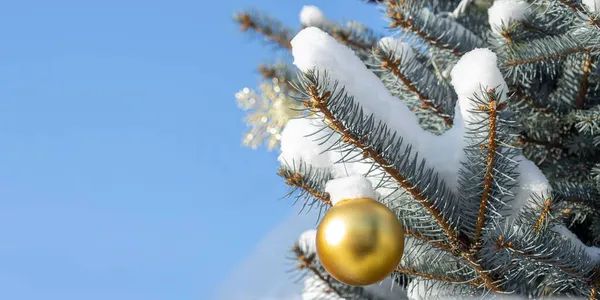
(233, 1, 600, 299)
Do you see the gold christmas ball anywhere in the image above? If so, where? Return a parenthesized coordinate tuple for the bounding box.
(316, 197, 404, 286)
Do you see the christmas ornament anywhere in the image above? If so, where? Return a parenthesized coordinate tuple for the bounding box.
(235, 79, 302, 150)
(316, 197, 404, 286)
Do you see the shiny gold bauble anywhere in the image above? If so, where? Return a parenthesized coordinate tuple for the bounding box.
(316, 197, 405, 286)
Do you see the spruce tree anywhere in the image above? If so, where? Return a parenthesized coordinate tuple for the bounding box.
(233, 0, 600, 299)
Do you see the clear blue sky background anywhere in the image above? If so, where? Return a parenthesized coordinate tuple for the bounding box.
(0, 1, 384, 299)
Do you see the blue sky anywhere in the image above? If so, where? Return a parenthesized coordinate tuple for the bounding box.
(0, 1, 384, 299)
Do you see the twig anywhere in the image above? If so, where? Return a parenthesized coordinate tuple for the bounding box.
(330, 28, 373, 52)
(516, 132, 567, 152)
(395, 266, 484, 287)
(576, 52, 593, 109)
(280, 171, 332, 206)
(534, 199, 553, 231)
(473, 91, 505, 249)
(236, 13, 292, 49)
(504, 47, 592, 67)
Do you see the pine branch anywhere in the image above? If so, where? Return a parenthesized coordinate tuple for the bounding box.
(498, 28, 600, 85)
(378, 50, 454, 125)
(328, 27, 375, 52)
(493, 228, 596, 284)
(387, 7, 462, 56)
(496, 12, 564, 46)
(496, 23, 558, 49)
(557, 0, 582, 12)
(400, 237, 489, 294)
(462, 255, 502, 292)
(522, 22, 559, 37)
(517, 132, 567, 152)
(456, 89, 520, 260)
(496, 236, 586, 279)
(510, 93, 565, 151)
(234, 12, 293, 50)
(510, 88, 558, 117)
(386, 0, 483, 56)
(277, 165, 333, 214)
(235, 9, 380, 56)
(280, 170, 332, 206)
(395, 266, 484, 287)
(293, 244, 344, 297)
(408, 231, 453, 253)
(557, 0, 600, 29)
(504, 47, 592, 67)
(517, 194, 569, 236)
(572, 106, 600, 136)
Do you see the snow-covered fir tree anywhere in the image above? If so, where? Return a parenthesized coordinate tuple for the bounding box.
(233, 0, 600, 299)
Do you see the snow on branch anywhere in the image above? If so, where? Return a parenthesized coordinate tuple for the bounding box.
(325, 175, 377, 205)
(488, 0, 530, 34)
(451, 49, 509, 121)
(378, 37, 415, 60)
(583, 0, 600, 13)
